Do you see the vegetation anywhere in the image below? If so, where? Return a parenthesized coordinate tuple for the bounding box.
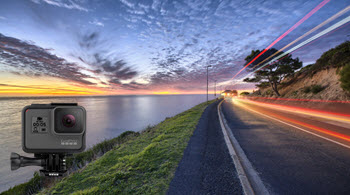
(1, 131, 139, 195)
(35, 101, 212, 194)
(2, 101, 212, 195)
(240, 92, 250, 96)
(66, 131, 138, 170)
(340, 63, 350, 93)
(311, 41, 350, 72)
(243, 48, 302, 96)
(302, 86, 311, 93)
(291, 90, 298, 96)
(310, 85, 325, 94)
(302, 85, 324, 94)
(242, 42, 350, 98)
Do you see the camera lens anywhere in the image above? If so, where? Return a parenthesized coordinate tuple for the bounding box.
(62, 114, 76, 128)
(54, 107, 85, 134)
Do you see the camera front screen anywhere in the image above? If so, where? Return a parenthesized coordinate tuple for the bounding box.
(54, 107, 85, 134)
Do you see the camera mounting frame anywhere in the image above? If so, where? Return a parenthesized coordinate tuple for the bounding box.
(11, 152, 69, 177)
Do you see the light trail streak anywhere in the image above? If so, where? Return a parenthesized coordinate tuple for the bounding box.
(250, 5, 350, 70)
(241, 15, 350, 81)
(230, 18, 350, 88)
(242, 96, 350, 104)
(230, 0, 331, 80)
(236, 98, 350, 124)
(233, 100, 350, 147)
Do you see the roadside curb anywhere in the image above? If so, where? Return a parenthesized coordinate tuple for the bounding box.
(217, 100, 269, 195)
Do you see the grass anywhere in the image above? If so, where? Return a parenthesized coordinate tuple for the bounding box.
(33, 100, 213, 194)
(66, 130, 139, 171)
(1, 131, 139, 195)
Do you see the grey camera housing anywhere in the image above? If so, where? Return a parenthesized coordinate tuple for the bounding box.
(22, 103, 86, 154)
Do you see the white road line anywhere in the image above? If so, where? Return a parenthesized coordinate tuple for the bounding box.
(218, 100, 269, 195)
(237, 102, 350, 150)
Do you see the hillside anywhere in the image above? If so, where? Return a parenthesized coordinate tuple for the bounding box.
(257, 67, 350, 101)
(2, 101, 213, 194)
(254, 41, 350, 101)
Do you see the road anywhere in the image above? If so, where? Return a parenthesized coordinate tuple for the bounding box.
(221, 97, 350, 194)
(168, 101, 242, 195)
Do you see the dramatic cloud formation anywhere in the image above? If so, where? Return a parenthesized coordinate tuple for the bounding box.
(0, 33, 140, 90)
(0, 33, 96, 85)
(0, 0, 349, 95)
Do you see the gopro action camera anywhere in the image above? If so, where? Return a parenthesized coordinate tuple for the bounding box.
(22, 103, 86, 153)
(10, 103, 86, 176)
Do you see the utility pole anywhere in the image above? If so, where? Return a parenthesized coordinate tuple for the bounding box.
(214, 80, 217, 98)
(206, 65, 212, 103)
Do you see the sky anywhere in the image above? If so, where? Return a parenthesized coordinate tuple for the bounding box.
(0, 0, 349, 96)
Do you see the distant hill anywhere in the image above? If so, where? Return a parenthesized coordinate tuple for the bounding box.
(253, 41, 350, 101)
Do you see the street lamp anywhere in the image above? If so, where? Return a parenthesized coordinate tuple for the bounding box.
(206, 65, 212, 103)
(214, 80, 217, 98)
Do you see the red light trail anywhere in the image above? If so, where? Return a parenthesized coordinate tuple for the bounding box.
(233, 98, 350, 146)
(242, 96, 350, 104)
(231, 0, 331, 80)
(236, 98, 350, 123)
(265, 110, 350, 143)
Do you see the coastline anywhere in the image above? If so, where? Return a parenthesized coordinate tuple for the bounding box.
(2, 100, 215, 194)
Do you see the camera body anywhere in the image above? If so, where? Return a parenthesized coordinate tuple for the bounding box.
(22, 103, 86, 154)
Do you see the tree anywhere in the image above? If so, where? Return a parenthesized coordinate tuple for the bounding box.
(243, 49, 302, 96)
(340, 63, 350, 93)
(240, 91, 250, 96)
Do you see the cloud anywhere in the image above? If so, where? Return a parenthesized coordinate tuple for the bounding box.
(94, 54, 138, 80)
(89, 20, 104, 27)
(78, 32, 100, 50)
(4, 0, 346, 93)
(76, 32, 138, 83)
(0, 32, 140, 91)
(119, 0, 135, 9)
(0, 33, 96, 85)
(31, 0, 89, 12)
(107, 79, 145, 90)
(0, 16, 6, 20)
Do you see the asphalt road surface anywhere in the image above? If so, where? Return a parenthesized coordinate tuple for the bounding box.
(168, 101, 243, 195)
(222, 98, 350, 194)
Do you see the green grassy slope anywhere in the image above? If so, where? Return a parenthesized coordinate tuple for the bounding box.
(38, 100, 213, 194)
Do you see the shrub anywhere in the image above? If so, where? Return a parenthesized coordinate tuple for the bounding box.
(291, 90, 298, 96)
(340, 63, 350, 93)
(240, 92, 250, 96)
(310, 85, 324, 94)
(302, 86, 311, 93)
(299, 64, 313, 73)
(303, 85, 324, 94)
(313, 41, 350, 71)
